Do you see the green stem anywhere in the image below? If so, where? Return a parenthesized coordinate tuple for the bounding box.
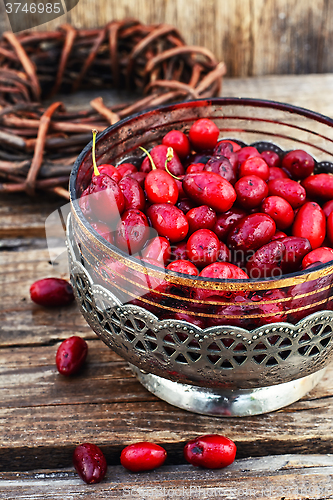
(92, 129, 100, 176)
(139, 146, 156, 170)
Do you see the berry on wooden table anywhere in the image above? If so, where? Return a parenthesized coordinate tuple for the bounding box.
(120, 442, 167, 472)
(30, 278, 74, 307)
(183, 434, 236, 469)
(56, 336, 88, 376)
(73, 443, 107, 484)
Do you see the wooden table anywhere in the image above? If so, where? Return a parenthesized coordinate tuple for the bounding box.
(2, 74, 333, 500)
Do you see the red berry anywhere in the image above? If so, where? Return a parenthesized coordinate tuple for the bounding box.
(227, 213, 276, 253)
(144, 169, 178, 205)
(302, 247, 333, 268)
(169, 240, 187, 260)
(189, 118, 219, 152)
(147, 204, 189, 243)
(268, 178, 306, 208)
(213, 208, 246, 241)
(237, 146, 260, 166)
(234, 175, 269, 209)
(183, 172, 236, 212)
(88, 174, 125, 225)
(56, 336, 88, 376)
(204, 156, 237, 184)
(186, 163, 205, 173)
(261, 150, 281, 168)
(142, 236, 171, 264)
(183, 434, 236, 469)
(322, 200, 333, 218)
(73, 443, 107, 484)
(186, 205, 217, 234)
(140, 145, 184, 176)
(260, 195, 294, 230)
(118, 176, 145, 211)
(239, 156, 270, 181)
(327, 212, 333, 245)
(215, 139, 241, 153)
(166, 259, 199, 276)
(120, 442, 167, 472)
(302, 173, 333, 200)
(186, 229, 220, 267)
(292, 201, 326, 250)
(92, 164, 121, 183)
(246, 240, 286, 279)
(267, 167, 289, 182)
(30, 278, 74, 307)
(282, 149, 315, 179)
(276, 236, 312, 274)
(162, 130, 190, 159)
(116, 163, 137, 178)
(115, 209, 150, 255)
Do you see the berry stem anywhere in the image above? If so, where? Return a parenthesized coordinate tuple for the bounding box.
(92, 129, 100, 177)
(139, 146, 156, 170)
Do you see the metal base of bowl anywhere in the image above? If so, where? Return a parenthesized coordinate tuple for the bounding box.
(130, 364, 326, 417)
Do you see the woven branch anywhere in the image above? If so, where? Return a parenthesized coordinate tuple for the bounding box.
(0, 19, 226, 198)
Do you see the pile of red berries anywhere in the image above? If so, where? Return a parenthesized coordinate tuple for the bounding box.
(79, 118, 333, 281)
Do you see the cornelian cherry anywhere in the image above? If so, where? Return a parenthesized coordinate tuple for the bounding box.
(147, 204, 189, 243)
(188, 118, 220, 151)
(56, 336, 88, 376)
(183, 434, 236, 469)
(30, 278, 74, 307)
(239, 156, 269, 181)
(167, 259, 199, 276)
(186, 229, 220, 267)
(186, 205, 217, 234)
(145, 169, 178, 205)
(162, 130, 190, 159)
(73, 443, 107, 484)
(120, 442, 167, 472)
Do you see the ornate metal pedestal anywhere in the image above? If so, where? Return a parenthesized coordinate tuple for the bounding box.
(67, 216, 333, 416)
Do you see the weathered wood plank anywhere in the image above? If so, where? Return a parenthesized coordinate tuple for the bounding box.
(1, 455, 333, 500)
(1, 0, 333, 77)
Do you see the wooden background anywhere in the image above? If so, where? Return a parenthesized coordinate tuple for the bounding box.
(0, 0, 333, 77)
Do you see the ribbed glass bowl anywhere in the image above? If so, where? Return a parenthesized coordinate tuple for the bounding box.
(67, 98, 333, 416)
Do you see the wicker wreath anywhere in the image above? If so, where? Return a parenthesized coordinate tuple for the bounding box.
(0, 20, 226, 198)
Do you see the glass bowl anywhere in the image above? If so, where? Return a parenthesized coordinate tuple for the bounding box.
(67, 98, 333, 416)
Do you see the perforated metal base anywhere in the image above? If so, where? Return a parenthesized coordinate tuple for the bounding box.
(131, 364, 326, 416)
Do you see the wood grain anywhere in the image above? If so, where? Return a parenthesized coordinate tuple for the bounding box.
(1, 0, 333, 77)
(0, 455, 333, 500)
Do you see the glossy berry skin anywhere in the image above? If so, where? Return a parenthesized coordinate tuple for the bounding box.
(162, 130, 190, 159)
(116, 163, 138, 178)
(239, 156, 270, 181)
(236, 146, 260, 166)
(186, 205, 217, 234)
(118, 176, 145, 211)
(322, 200, 333, 218)
(144, 169, 178, 205)
(56, 336, 88, 376)
(260, 195, 294, 230)
(89, 174, 125, 225)
(177, 198, 196, 213)
(120, 442, 167, 472)
(292, 202, 326, 250)
(213, 208, 246, 241)
(246, 240, 285, 279)
(261, 150, 281, 168)
(268, 178, 306, 208)
(142, 236, 171, 264)
(194, 263, 249, 301)
(227, 213, 276, 253)
(204, 156, 237, 185)
(166, 259, 199, 276)
(92, 164, 121, 183)
(271, 231, 287, 240)
(282, 149, 315, 180)
(147, 204, 189, 243)
(276, 236, 312, 274)
(189, 118, 220, 152)
(234, 175, 269, 209)
(215, 139, 242, 153)
(213, 142, 238, 171)
(169, 241, 187, 260)
(140, 145, 184, 176)
(183, 434, 236, 469)
(115, 209, 150, 254)
(182, 172, 236, 213)
(302, 247, 333, 269)
(218, 241, 230, 262)
(302, 173, 333, 200)
(73, 443, 107, 484)
(186, 163, 205, 174)
(30, 278, 74, 307)
(267, 167, 289, 182)
(186, 229, 220, 267)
